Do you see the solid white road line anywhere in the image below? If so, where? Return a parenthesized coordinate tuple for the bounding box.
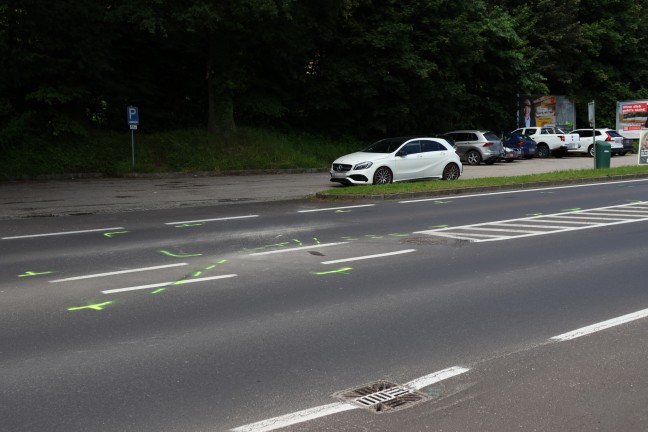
(398, 178, 648, 204)
(297, 204, 375, 213)
(321, 249, 416, 264)
(49, 263, 189, 283)
(101, 274, 237, 294)
(1, 227, 125, 240)
(551, 308, 648, 341)
(164, 215, 259, 225)
(230, 366, 470, 432)
(249, 242, 349, 256)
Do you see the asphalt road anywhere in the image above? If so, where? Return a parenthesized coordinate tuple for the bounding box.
(2, 175, 648, 431)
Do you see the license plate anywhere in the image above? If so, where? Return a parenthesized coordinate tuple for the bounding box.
(331, 172, 347, 179)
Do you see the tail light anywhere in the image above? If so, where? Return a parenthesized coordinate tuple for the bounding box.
(483, 142, 493, 147)
(605, 133, 612, 142)
(559, 135, 565, 141)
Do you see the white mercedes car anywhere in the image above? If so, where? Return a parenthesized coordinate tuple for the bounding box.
(330, 137, 462, 185)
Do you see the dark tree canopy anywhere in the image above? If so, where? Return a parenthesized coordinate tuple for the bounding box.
(1, 0, 648, 144)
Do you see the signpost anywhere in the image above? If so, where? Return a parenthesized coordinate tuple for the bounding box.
(588, 101, 596, 168)
(127, 106, 139, 168)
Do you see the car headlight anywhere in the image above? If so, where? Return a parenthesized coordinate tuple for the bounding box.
(353, 161, 373, 170)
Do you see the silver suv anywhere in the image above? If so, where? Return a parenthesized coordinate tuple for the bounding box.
(444, 130, 503, 165)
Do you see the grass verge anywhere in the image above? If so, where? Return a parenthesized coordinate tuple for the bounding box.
(318, 165, 648, 197)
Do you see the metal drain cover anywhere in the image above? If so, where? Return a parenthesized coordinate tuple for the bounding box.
(332, 380, 429, 413)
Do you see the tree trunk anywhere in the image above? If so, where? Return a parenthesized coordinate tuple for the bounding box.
(206, 75, 236, 136)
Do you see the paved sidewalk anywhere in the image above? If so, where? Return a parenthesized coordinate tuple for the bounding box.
(0, 155, 642, 219)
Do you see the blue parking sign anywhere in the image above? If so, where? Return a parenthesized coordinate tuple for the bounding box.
(127, 106, 139, 125)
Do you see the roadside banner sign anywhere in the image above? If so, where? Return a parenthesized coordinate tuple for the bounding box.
(639, 128, 648, 165)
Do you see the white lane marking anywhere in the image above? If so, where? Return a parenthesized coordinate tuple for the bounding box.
(230, 403, 356, 432)
(415, 202, 648, 242)
(398, 178, 648, 204)
(551, 308, 648, 342)
(1, 227, 125, 240)
(249, 242, 349, 256)
(404, 366, 471, 390)
(101, 274, 237, 294)
(164, 215, 258, 225)
(230, 366, 469, 432)
(297, 204, 375, 213)
(321, 249, 416, 264)
(49, 263, 189, 283)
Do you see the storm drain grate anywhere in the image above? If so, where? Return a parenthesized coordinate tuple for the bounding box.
(332, 380, 429, 413)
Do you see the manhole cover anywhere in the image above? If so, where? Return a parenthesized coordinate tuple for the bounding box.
(332, 380, 429, 413)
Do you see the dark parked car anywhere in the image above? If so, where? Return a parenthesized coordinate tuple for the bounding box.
(502, 132, 538, 159)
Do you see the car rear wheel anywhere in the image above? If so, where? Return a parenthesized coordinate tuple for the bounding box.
(537, 144, 550, 158)
(372, 167, 393, 185)
(442, 163, 460, 180)
(465, 150, 481, 165)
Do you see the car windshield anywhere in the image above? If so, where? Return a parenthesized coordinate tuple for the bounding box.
(362, 138, 406, 153)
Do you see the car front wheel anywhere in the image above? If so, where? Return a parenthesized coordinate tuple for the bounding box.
(372, 167, 393, 185)
(588, 145, 594, 157)
(442, 163, 460, 180)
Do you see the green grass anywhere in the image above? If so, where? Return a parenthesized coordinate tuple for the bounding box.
(1, 127, 361, 179)
(320, 165, 648, 197)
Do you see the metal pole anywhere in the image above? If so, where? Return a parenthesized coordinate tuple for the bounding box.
(131, 129, 135, 169)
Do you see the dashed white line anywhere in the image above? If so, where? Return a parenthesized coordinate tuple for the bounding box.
(249, 242, 349, 256)
(101, 274, 237, 294)
(321, 249, 416, 264)
(165, 215, 258, 225)
(551, 307, 648, 341)
(297, 204, 375, 213)
(49, 263, 189, 283)
(1, 227, 125, 240)
(230, 366, 469, 432)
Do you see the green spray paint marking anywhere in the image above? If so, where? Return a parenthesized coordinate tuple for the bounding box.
(175, 223, 203, 228)
(388, 233, 410, 237)
(430, 225, 449, 229)
(335, 209, 352, 213)
(151, 288, 166, 294)
(159, 250, 203, 258)
(434, 201, 451, 204)
(311, 267, 352, 275)
(173, 279, 191, 285)
(104, 231, 129, 237)
(68, 301, 113, 311)
(193, 271, 203, 277)
(364, 235, 384, 239)
(341, 236, 359, 240)
(293, 239, 303, 246)
(561, 208, 582, 212)
(18, 271, 54, 278)
(205, 265, 216, 270)
(539, 191, 556, 194)
(527, 213, 543, 216)
(313, 237, 321, 244)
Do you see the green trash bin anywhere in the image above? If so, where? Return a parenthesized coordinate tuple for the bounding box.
(594, 140, 611, 168)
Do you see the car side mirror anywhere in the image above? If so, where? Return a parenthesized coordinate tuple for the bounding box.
(396, 150, 407, 157)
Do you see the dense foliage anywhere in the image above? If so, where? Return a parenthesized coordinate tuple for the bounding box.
(2, 0, 648, 147)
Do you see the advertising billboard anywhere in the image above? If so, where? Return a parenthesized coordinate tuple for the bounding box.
(639, 128, 648, 165)
(517, 95, 576, 130)
(616, 100, 648, 139)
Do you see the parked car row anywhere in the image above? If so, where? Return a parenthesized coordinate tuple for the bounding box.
(329, 127, 633, 185)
